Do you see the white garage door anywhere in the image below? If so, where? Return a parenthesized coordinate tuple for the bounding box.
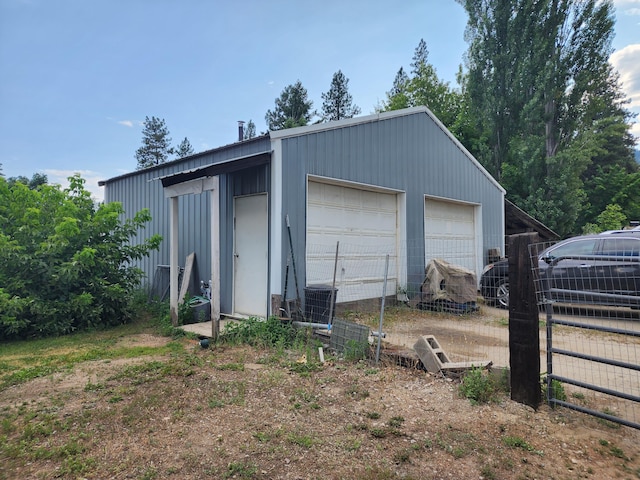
(424, 198, 479, 277)
(307, 181, 398, 303)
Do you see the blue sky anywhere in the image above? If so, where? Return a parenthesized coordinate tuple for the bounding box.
(1, 0, 639, 201)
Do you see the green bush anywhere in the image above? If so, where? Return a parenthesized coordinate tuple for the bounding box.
(459, 367, 508, 405)
(541, 376, 567, 404)
(219, 317, 298, 348)
(0, 175, 162, 339)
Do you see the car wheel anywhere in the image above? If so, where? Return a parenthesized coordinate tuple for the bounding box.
(495, 279, 509, 309)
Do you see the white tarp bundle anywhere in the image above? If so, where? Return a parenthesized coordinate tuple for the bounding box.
(421, 258, 477, 304)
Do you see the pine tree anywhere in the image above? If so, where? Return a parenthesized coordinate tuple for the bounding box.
(173, 137, 195, 159)
(410, 38, 429, 76)
(135, 116, 172, 169)
(265, 81, 314, 130)
(321, 70, 361, 122)
(381, 68, 410, 111)
(244, 120, 256, 140)
(382, 40, 461, 128)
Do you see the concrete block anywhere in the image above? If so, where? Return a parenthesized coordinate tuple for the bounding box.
(413, 335, 491, 374)
(413, 335, 450, 373)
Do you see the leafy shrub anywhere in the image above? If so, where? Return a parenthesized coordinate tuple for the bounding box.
(541, 376, 567, 404)
(0, 175, 162, 339)
(219, 316, 298, 348)
(459, 367, 504, 404)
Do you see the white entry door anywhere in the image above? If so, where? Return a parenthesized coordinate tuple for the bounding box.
(233, 194, 268, 317)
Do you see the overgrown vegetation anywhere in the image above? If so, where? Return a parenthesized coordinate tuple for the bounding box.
(541, 375, 567, 405)
(218, 316, 301, 349)
(1, 305, 638, 479)
(459, 367, 509, 405)
(0, 175, 161, 339)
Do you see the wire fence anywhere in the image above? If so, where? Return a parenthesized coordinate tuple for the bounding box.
(304, 240, 508, 369)
(304, 237, 640, 428)
(530, 239, 640, 429)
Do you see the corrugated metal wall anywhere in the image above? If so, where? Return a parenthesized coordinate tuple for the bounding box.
(103, 137, 271, 312)
(279, 110, 504, 293)
(104, 110, 503, 314)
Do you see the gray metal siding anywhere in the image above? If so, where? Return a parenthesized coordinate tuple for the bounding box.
(104, 111, 503, 314)
(103, 137, 271, 311)
(279, 111, 504, 292)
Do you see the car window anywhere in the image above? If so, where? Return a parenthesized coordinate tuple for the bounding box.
(545, 239, 598, 259)
(601, 238, 640, 257)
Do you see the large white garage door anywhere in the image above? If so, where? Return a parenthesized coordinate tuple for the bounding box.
(307, 181, 399, 303)
(424, 198, 479, 277)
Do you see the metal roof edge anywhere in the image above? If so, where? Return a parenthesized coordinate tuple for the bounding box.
(417, 107, 506, 195)
(268, 106, 429, 140)
(154, 150, 272, 188)
(268, 106, 505, 194)
(98, 134, 270, 186)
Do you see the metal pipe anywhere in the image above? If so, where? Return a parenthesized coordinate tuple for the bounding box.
(292, 321, 331, 330)
(375, 254, 389, 364)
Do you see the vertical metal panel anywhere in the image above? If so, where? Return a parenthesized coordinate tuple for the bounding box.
(280, 111, 504, 291)
(102, 137, 271, 313)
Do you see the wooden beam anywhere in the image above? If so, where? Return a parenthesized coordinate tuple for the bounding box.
(178, 252, 195, 304)
(210, 177, 220, 339)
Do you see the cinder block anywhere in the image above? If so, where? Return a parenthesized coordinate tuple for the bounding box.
(413, 335, 450, 373)
(413, 335, 491, 374)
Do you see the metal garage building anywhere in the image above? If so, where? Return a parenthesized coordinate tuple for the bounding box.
(100, 106, 505, 322)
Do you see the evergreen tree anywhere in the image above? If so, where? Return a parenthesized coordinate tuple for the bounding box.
(244, 119, 257, 140)
(135, 116, 172, 169)
(321, 70, 361, 122)
(173, 137, 195, 159)
(383, 68, 411, 111)
(265, 81, 314, 130)
(382, 40, 462, 129)
(410, 38, 429, 76)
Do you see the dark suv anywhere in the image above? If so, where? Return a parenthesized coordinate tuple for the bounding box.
(480, 233, 640, 309)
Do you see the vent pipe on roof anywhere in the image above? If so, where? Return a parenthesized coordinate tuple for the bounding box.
(238, 121, 245, 142)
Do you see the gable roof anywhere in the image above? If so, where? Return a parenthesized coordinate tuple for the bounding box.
(100, 107, 504, 195)
(270, 106, 505, 194)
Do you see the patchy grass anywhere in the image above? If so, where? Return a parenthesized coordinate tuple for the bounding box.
(1, 309, 639, 480)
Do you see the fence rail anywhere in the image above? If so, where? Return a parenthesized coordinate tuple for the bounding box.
(302, 237, 640, 429)
(532, 242, 640, 430)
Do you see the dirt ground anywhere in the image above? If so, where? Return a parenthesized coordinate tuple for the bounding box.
(1, 312, 640, 480)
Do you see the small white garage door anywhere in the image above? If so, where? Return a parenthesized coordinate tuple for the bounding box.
(307, 181, 399, 303)
(424, 198, 479, 276)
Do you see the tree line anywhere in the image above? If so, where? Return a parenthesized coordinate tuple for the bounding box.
(1, 0, 637, 340)
(134, 69, 361, 169)
(136, 1, 637, 237)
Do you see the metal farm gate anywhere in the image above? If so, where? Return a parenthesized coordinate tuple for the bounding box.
(530, 245, 640, 430)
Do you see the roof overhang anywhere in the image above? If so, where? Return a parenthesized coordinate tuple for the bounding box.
(505, 199, 559, 241)
(157, 151, 271, 188)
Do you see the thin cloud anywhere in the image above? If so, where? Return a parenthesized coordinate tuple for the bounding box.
(610, 44, 640, 109)
(613, 0, 640, 6)
(612, 0, 640, 14)
(118, 120, 134, 128)
(44, 169, 105, 202)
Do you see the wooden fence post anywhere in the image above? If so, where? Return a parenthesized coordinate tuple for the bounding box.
(508, 232, 541, 409)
